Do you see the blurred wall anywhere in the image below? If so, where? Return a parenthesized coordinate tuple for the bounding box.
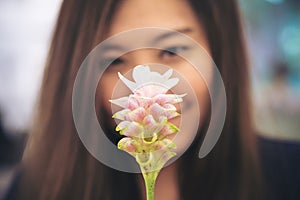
(0, 0, 61, 132)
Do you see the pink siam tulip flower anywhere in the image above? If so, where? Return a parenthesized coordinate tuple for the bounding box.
(110, 65, 185, 200)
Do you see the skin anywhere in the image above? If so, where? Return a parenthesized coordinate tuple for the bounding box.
(96, 0, 213, 199)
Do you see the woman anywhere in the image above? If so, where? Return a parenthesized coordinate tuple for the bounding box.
(7, 0, 265, 199)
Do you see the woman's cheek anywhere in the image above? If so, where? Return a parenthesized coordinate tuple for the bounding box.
(97, 75, 115, 110)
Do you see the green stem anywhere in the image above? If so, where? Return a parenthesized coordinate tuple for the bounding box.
(142, 170, 159, 200)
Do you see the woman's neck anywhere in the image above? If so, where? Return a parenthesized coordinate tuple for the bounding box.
(139, 164, 179, 200)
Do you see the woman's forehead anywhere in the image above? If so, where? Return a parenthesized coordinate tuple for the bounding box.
(107, 0, 201, 36)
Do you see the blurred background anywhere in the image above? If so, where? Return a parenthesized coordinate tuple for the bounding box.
(0, 0, 61, 197)
(0, 0, 299, 197)
(241, 0, 300, 141)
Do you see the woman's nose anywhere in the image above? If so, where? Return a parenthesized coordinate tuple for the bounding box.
(126, 49, 159, 67)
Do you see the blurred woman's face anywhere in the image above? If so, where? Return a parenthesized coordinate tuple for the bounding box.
(97, 0, 213, 152)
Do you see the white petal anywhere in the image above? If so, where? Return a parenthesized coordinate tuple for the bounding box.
(116, 121, 130, 131)
(109, 96, 129, 108)
(132, 65, 151, 84)
(122, 122, 144, 137)
(149, 103, 179, 120)
(149, 71, 165, 83)
(164, 77, 179, 89)
(135, 84, 168, 97)
(149, 103, 165, 121)
(154, 93, 186, 105)
(118, 72, 137, 92)
(162, 68, 173, 79)
(143, 115, 164, 137)
(118, 137, 141, 155)
(112, 109, 130, 120)
(127, 107, 146, 122)
(163, 104, 177, 111)
(159, 124, 178, 137)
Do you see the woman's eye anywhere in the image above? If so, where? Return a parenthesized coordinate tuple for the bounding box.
(110, 58, 124, 66)
(160, 46, 189, 58)
(100, 57, 124, 68)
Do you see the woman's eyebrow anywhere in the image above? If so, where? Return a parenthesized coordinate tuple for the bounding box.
(153, 27, 194, 43)
(101, 44, 126, 52)
(100, 28, 194, 53)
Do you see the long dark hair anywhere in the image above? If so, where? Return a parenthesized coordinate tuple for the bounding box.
(17, 0, 264, 199)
